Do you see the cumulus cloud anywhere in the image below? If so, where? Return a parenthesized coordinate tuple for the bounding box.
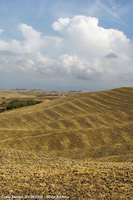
(17, 24, 62, 53)
(52, 15, 132, 80)
(18, 24, 43, 53)
(58, 54, 104, 80)
(0, 15, 133, 88)
(52, 17, 70, 31)
(53, 15, 129, 49)
(0, 39, 21, 52)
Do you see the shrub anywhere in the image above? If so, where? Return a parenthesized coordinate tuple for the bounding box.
(27, 100, 37, 106)
(0, 107, 7, 113)
(2, 107, 7, 111)
(1, 99, 41, 113)
(7, 99, 19, 110)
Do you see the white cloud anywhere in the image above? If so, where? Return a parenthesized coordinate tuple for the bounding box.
(0, 28, 4, 33)
(18, 23, 62, 54)
(52, 15, 130, 59)
(36, 52, 54, 65)
(0, 40, 8, 50)
(17, 59, 35, 72)
(0, 39, 21, 52)
(18, 24, 43, 53)
(52, 15, 132, 80)
(19, 24, 41, 41)
(0, 16, 132, 89)
(59, 54, 85, 73)
(59, 54, 104, 80)
(52, 17, 69, 31)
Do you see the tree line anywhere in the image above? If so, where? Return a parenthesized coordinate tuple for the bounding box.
(0, 99, 41, 113)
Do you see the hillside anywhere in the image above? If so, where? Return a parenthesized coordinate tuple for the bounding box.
(0, 148, 132, 199)
(0, 87, 132, 161)
(0, 87, 133, 199)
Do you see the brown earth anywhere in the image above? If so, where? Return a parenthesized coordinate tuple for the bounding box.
(0, 87, 133, 199)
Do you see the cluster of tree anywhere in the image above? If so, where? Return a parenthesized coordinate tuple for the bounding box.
(0, 99, 41, 113)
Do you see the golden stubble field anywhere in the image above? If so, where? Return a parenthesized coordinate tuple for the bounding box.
(0, 87, 133, 199)
(0, 148, 133, 200)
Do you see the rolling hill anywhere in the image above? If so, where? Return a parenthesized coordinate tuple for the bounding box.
(0, 87, 132, 161)
(0, 87, 133, 199)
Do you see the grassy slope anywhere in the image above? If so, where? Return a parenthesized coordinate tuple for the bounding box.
(0, 87, 132, 160)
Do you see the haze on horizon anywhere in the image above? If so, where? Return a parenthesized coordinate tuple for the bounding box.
(0, 0, 133, 91)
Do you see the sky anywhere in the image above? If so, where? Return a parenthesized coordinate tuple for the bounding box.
(0, 0, 133, 91)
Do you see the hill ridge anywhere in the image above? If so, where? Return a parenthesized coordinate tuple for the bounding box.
(0, 87, 132, 160)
